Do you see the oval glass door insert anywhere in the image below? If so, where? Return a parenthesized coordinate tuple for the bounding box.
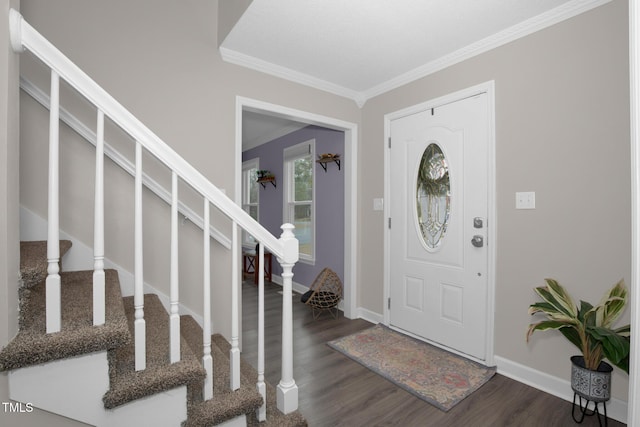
(417, 143, 451, 249)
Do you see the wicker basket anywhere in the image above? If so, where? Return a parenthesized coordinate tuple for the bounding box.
(300, 268, 343, 319)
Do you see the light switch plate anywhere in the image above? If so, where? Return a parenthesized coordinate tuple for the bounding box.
(373, 198, 384, 211)
(516, 191, 535, 209)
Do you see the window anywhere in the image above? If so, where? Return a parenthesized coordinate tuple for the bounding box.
(284, 140, 315, 262)
(242, 159, 259, 245)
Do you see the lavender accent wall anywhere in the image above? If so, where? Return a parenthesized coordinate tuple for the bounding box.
(242, 125, 345, 289)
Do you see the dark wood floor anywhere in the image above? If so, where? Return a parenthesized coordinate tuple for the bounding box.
(241, 282, 625, 426)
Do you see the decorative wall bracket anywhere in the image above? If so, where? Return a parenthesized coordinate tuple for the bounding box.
(257, 176, 276, 188)
(316, 154, 341, 172)
(256, 170, 276, 188)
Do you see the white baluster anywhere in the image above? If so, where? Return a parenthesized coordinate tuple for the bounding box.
(230, 222, 241, 390)
(170, 171, 180, 363)
(202, 199, 213, 400)
(256, 242, 266, 421)
(277, 224, 299, 414)
(93, 109, 105, 326)
(134, 141, 146, 371)
(46, 70, 61, 334)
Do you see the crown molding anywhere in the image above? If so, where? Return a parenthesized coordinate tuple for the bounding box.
(221, 0, 612, 108)
(219, 46, 365, 106)
(361, 0, 612, 103)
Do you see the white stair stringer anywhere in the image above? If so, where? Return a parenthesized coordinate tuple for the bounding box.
(8, 351, 188, 426)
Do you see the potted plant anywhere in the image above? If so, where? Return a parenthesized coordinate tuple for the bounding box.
(526, 278, 630, 407)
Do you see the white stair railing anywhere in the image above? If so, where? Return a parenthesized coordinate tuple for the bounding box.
(170, 172, 180, 364)
(10, 9, 299, 416)
(230, 223, 241, 390)
(45, 69, 61, 334)
(93, 110, 106, 327)
(202, 200, 213, 401)
(256, 243, 266, 422)
(134, 141, 146, 371)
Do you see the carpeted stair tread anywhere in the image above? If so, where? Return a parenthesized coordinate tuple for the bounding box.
(19, 240, 72, 289)
(103, 294, 205, 409)
(181, 315, 306, 426)
(0, 269, 130, 371)
(181, 315, 263, 426)
(212, 335, 307, 427)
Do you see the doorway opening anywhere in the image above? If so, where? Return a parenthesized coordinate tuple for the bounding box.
(235, 97, 358, 318)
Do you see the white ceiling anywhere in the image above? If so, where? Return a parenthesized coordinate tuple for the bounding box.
(235, 0, 610, 148)
(242, 110, 308, 151)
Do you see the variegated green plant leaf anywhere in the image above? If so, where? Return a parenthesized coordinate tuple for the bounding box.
(533, 284, 574, 319)
(544, 278, 578, 317)
(526, 320, 570, 342)
(558, 326, 583, 351)
(528, 302, 576, 323)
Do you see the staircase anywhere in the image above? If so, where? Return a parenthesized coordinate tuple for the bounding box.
(0, 241, 306, 426)
(3, 8, 306, 427)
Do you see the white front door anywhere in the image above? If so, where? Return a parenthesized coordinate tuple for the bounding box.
(389, 93, 490, 361)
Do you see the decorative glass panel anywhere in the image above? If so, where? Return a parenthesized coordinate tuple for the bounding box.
(417, 143, 450, 249)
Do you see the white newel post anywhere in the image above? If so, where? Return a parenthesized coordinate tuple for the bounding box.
(202, 199, 213, 400)
(134, 142, 146, 371)
(46, 70, 61, 334)
(230, 222, 241, 390)
(256, 242, 266, 421)
(277, 223, 299, 414)
(169, 171, 180, 363)
(93, 110, 106, 326)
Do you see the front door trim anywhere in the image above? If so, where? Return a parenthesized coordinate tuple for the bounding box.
(383, 81, 496, 365)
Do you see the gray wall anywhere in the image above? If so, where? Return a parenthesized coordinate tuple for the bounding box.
(9, 0, 632, 414)
(360, 0, 631, 399)
(17, 0, 361, 342)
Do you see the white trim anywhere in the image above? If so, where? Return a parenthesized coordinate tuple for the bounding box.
(241, 158, 260, 246)
(220, 47, 365, 107)
(496, 356, 628, 424)
(383, 81, 496, 366)
(220, 0, 610, 107)
(361, 0, 611, 102)
(628, 1, 640, 426)
(20, 77, 232, 250)
(235, 96, 359, 319)
(356, 307, 384, 326)
(283, 139, 316, 263)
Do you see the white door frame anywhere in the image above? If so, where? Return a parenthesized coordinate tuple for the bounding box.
(628, 2, 640, 426)
(383, 81, 496, 365)
(235, 96, 359, 319)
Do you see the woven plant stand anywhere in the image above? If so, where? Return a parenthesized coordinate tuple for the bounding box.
(300, 268, 343, 319)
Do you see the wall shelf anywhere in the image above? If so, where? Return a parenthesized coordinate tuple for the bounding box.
(316, 156, 341, 172)
(257, 176, 276, 188)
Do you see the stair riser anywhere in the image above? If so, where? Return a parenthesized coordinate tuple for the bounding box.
(9, 351, 189, 426)
(9, 352, 109, 425)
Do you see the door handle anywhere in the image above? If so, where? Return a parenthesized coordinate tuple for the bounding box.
(471, 235, 484, 248)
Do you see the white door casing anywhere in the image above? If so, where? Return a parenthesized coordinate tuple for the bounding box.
(384, 82, 496, 364)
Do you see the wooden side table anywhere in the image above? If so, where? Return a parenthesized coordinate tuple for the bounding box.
(242, 250, 272, 285)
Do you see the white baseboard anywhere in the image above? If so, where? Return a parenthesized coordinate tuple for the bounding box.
(495, 356, 628, 424)
(356, 307, 383, 325)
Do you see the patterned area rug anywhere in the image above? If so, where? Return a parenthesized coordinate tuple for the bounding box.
(327, 324, 496, 411)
